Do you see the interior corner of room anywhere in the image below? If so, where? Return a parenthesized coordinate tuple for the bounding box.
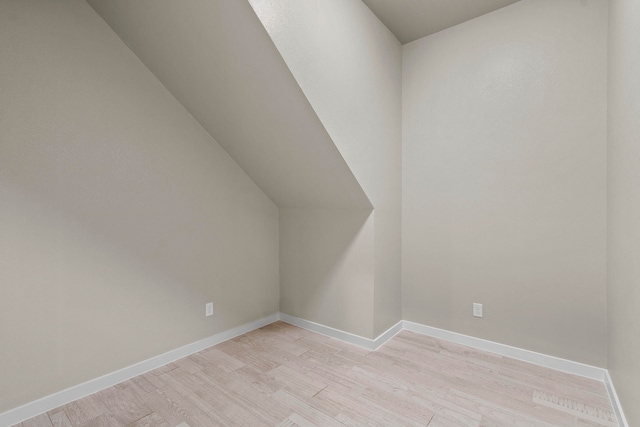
(0, 0, 637, 426)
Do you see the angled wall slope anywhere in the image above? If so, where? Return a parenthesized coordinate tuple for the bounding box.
(88, 0, 402, 339)
(0, 0, 279, 413)
(86, 0, 370, 210)
(87, 0, 379, 338)
(3, 0, 624, 420)
(249, 0, 403, 338)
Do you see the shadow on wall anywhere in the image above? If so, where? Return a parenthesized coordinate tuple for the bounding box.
(280, 208, 375, 339)
(0, 0, 278, 409)
(0, 130, 279, 410)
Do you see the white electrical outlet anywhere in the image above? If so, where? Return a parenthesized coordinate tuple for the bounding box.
(206, 302, 214, 317)
(473, 303, 483, 318)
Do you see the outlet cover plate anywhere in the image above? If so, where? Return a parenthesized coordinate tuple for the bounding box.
(206, 302, 214, 317)
(473, 303, 483, 318)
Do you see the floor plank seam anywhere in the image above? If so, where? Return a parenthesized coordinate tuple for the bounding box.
(14, 322, 619, 427)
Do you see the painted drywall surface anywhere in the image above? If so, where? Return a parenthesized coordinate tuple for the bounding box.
(402, 0, 607, 366)
(249, 0, 402, 337)
(372, 208, 402, 336)
(86, 0, 370, 210)
(279, 209, 375, 339)
(608, 0, 640, 423)
(361, 0, 522, 44)
(0, 0, 278, 412)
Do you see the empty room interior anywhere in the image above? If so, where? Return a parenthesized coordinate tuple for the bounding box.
(1, 0, 638, 425)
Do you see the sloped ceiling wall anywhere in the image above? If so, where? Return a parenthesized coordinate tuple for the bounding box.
(86, 0, 371, 210)
(248, 0, 403, 337)
(0, 0, 280, 413)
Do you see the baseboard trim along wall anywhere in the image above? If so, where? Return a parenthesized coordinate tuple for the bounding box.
(604, 370, 630, 427)
(279, 315, 627, 427)
(0, 313, 279, 427)
(278, 313, 403, 351)
(402, 321, 606, 381)
(2, 313, 627, 427)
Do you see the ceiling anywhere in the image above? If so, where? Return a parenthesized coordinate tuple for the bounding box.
(361, 0, 522, 44)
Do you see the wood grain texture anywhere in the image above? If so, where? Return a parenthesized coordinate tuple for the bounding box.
(22, 413, 53, 427)
(124, 412, 170, 427)
(15, 322, 616, 426)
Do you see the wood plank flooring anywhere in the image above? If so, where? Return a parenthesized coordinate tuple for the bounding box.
(13, 321, 617, 427)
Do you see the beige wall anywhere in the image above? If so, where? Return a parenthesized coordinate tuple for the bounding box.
(0, 0, 278, 413)
(279, 209, 375, 338)
(86, 0, 370, 211)
(2, 0, 628, 418)
(402, 0, 608, 366)
(608, 0, 640, 423)
(250, 0, 402, 337)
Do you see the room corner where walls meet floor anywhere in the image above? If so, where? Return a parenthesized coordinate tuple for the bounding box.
(0, 312, 629, 427)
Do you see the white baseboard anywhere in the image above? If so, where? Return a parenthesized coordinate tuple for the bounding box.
(279, 316, 627, 426)
(402, 321, 629, 426)
(278, 313, 403, 351)
(372, 320, 405, 350)
(0, 312, 279, 427)
(281, 316, 627, 427)
(402, 320, 606, 381)
(605, 370, 630, 427)
(2, 313, 628, 427)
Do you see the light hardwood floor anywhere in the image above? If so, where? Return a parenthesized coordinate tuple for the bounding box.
(14, 321, 617, 427)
